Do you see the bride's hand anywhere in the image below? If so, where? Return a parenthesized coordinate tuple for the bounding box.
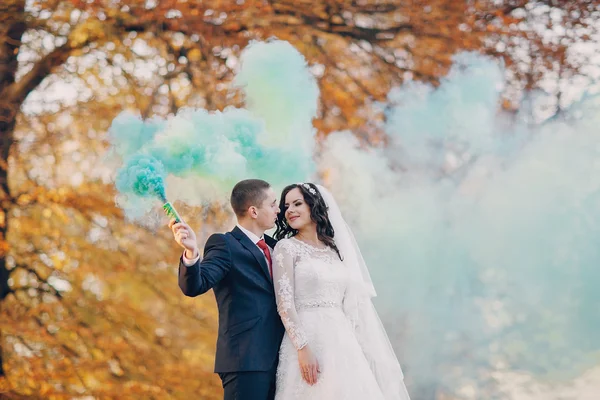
(297, 345, 320, 385)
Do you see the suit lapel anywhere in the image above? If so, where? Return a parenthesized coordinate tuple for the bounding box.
(231, 226, 272, 281)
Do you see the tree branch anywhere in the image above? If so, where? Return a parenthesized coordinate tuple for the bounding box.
(0, 1, 27, 89)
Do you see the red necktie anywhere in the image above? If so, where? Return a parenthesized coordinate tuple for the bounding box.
(257, 239, 273, 279)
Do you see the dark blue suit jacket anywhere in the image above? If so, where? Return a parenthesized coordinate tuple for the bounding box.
(178, 226, 285, 373)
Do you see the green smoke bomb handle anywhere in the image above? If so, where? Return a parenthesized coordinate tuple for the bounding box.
(163, 201, 182, 223)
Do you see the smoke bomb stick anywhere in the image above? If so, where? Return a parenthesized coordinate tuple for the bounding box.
(163, 201, 182, 223)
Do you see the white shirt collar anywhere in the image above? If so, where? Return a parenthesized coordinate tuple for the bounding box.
(236, 224, 264, 245)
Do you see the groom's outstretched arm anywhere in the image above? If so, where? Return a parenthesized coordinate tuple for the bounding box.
(178, 233, 232, 297)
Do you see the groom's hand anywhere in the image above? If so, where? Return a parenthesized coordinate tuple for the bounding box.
(169, 219, 199, 259)
(298, 346, 320, 385)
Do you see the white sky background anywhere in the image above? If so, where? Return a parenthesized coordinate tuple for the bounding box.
(507, 3, 600, 120)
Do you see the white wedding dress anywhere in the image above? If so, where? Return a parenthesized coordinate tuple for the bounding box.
(272, 236, 407, 399)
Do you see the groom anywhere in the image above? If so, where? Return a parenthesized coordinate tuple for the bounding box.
(170, 179, 285, 400)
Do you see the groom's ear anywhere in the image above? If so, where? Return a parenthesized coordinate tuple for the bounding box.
(248, 205, 258, 219)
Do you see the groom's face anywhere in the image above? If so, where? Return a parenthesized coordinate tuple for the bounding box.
(255, 187, 279, 231)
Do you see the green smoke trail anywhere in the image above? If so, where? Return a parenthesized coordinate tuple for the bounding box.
(110, 39, 319, 221)
(115, 153, 167, 202)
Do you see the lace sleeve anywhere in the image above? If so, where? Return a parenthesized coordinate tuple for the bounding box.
(272, 240, 308, 350)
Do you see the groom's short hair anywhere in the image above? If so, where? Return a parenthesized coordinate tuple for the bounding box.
(231, 179, 271, 217)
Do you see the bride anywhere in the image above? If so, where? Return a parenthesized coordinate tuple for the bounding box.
(272, 182, 410, 399)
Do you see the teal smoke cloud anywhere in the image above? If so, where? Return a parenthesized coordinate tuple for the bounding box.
(109, 39, 319, 220)
(321, 52, 600, 398)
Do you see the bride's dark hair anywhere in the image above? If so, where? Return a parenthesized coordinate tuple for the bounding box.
(274, 183, 342, 260)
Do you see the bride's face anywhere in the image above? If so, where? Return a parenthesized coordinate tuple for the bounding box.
(284, 188, 312, 231)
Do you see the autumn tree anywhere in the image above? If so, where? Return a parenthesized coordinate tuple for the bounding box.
(1, 0, 598, 398)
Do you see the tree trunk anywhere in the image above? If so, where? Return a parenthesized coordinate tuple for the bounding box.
(0, 93, 17, 379)
(0, 0, 27, 378)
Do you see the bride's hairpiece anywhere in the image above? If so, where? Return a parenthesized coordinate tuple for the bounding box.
(298, 182, 317, 195)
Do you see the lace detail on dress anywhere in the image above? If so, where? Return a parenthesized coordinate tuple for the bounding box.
(274, 262, 308, 349)
(285, 237, 338, 264)
(273, 240, 308, 350)
(297, 300, 341, 310)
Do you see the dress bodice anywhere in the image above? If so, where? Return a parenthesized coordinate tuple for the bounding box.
(272, 237, 348, 349)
